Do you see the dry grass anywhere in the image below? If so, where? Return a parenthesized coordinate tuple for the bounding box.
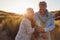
(0, 11, 60, 40)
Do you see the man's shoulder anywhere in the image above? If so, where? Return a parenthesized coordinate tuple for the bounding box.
(34, 12, 38, 17)
(34, 12, 39, 16)
(35, 12, 39, 14)
(48, 12, 54, 17)
(34, 12, 40, 20)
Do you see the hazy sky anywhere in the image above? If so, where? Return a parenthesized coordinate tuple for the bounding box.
(0, 0, 60, 14)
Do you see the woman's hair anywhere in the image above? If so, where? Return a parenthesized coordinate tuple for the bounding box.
(26, 8, 33, 11)
(25, 8, 34, 18)
(24, 8, 36, 28)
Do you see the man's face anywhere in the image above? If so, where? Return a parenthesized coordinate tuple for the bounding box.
(39, 2, 47, 11)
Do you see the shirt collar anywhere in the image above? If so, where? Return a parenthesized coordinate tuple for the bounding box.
(38, 10, 48, 17)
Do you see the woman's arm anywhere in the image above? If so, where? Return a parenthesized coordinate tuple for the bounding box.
(15, 18, 34, 40)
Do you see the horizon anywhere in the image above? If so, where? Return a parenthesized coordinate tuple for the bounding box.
(0, 0, 60, 14)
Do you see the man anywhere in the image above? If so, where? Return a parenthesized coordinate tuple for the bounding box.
(34, 1, 55, 40)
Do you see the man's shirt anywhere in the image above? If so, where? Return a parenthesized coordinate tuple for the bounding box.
(34, 11, 55, 32)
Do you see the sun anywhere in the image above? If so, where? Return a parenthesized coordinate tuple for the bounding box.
(15, 6, 27, 14)
(19, 9, 26, 15)
(8, 7, 26, 15)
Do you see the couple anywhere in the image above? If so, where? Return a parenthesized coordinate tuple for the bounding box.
(15, 1, 55, 40)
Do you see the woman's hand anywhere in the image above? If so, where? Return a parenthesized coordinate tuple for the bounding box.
(35, 27, 45, 33)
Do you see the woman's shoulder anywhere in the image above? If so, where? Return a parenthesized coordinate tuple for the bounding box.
(22, 17, 31, 24)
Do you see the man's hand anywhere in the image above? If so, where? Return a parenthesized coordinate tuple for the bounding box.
(41, 33, 48, 39)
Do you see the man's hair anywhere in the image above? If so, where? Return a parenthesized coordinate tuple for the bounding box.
(39, 1, 47, 6)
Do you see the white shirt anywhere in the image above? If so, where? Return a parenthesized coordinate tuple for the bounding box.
(15, 17, 34, 40)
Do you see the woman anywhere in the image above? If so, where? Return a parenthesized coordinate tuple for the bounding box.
(15, 8, 35, 40)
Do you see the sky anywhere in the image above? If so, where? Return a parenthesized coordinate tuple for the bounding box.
(0, 0, 60, 14)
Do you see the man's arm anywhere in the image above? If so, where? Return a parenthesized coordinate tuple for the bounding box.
(44, 17, 55, 32)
